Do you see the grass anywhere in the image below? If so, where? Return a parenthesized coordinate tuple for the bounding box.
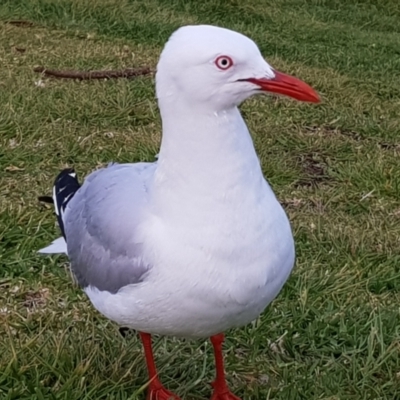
(1, 0, 400, 398)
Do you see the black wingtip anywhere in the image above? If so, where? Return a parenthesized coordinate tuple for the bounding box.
(53, 168, 81, 239)
(38, 195, 54, 204)
(118, 327, 135, 338)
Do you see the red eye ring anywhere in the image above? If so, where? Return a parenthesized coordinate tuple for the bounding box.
(215, 56, 233, 70)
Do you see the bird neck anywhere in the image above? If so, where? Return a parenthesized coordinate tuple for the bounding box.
(151, 97, 265, 216)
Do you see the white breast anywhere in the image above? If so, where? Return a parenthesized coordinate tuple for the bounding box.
(86, 179, 295, 338)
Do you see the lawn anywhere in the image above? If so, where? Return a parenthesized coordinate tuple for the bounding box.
(1, 0, 400, 399)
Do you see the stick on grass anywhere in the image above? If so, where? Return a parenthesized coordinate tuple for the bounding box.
(33, 66, 153, 80)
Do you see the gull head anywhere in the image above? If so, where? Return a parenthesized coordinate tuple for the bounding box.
(156, 25, 320, 112)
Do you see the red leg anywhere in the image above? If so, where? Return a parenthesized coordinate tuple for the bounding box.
(210, 333, 241, 400)
(139, 332, 181, 400)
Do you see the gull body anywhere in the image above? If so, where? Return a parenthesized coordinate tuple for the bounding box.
(40, 25, 319, 400)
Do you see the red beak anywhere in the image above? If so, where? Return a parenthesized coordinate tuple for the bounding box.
(243, 70, 320, 103)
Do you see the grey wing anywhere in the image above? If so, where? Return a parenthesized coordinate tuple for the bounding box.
(64, 162, 156, 294)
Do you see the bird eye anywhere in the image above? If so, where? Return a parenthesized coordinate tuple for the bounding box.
(215, 56, 233, 70)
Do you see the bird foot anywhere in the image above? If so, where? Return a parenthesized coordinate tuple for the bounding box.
(210, 382, 241, 400)
(147, 382, 181, 400)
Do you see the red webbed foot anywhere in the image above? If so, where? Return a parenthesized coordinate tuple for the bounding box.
(147, 381, 181, 400)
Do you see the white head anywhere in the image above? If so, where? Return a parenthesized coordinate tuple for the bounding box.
(156, 25, 319, 112)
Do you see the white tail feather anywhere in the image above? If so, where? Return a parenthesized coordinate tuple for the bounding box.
(38, 237, 68, 255)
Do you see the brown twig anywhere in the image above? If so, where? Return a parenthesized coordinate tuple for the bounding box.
(33, 66, 153, 80)
(6, 20, 35, 27)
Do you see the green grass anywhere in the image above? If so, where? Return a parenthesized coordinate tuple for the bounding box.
(1, 0, 400, 399)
